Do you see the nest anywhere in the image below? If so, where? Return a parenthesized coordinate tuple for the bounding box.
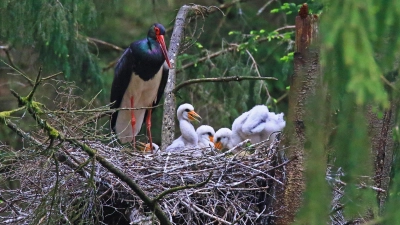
(0, 132, 287, 225)
(0, 80, 289, 224)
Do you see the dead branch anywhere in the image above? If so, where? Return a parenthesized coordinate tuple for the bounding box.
(172, 76, 278, 93)
(85, 36, 124, 52)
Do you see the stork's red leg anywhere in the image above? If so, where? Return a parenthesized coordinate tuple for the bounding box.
(145, 108, 153, 153)
(130, 96, 136, 147)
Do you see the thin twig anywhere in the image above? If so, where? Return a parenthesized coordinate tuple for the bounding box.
(1, 59, 34, 86)
(85, 36, 124, 52)
(173, 76, 277, 93)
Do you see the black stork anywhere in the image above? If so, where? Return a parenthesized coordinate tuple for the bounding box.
(110, 23, 171, 149)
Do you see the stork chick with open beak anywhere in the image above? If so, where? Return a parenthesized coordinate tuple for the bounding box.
(166, 103, 202, 152)
(137, 141, 160, 153)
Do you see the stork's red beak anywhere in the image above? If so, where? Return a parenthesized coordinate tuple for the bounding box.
(156, 34, 171, 69)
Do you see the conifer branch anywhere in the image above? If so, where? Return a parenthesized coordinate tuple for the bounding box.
(172, 76, 277, 93)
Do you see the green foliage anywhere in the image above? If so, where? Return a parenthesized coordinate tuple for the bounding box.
(0, 0, 108, 89)
(270, 3, 300, 15)
(317, 0, 400, 222)
(280, 52, 294, 62)
(321, 0, 400, 107)
(228, 29, 294, 54)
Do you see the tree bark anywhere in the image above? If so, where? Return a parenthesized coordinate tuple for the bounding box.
(161, 5, 193, 150)
(368, 102, 396, 214)
(274, 4, 320, 225)
(161, 5, 213, 149)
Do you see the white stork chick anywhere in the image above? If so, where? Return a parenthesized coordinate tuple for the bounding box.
(240, 105, 286, 144)
(214, 127, 247, 150)
(262, 112, 286, 142)
(239, 105, 270, 143)
(196, 125, 215, 149)
(166, 103, 201, 152)
(137, 142, 160, 153)
(213, 107, 258, 150)
(214, 105, 286, 149)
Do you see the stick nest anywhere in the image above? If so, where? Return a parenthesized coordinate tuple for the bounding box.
(0, 80, 287, 225)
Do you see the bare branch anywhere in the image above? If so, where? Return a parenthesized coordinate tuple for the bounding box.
(85, 36, 124, 52)
(173, 76, 277, 94)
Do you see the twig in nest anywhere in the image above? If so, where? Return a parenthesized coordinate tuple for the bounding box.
(152, 172, 213, 202)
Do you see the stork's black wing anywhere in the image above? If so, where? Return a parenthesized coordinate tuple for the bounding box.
(155, 63, 169, 106)
(110, 47, 135, 132)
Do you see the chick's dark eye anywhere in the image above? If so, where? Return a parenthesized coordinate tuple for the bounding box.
(208, 132, 212, 136)
(185, 109, 190, 112)
(217, 137, 221, 142)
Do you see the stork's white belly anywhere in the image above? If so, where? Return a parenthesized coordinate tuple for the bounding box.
(115, 66, 163, 143)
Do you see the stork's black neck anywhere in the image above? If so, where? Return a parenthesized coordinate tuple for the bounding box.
(130, 38, 165, 81)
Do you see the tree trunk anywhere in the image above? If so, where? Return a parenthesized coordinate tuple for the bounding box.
(274, 4, 320, 225)
(161, 5, 192, 149)
(368, 102, 396, 214)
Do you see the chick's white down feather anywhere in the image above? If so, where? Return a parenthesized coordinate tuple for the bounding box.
(196, 125, 215, 148)
(166, 103, 200, 152)
(214, 105, 286, 150)
(214, 128, 234, 149)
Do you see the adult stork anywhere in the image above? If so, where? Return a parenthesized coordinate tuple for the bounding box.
(110, 23, 171, 149)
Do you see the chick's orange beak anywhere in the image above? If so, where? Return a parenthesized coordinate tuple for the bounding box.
(214, 141, 223, 150)
(209, 136, 214, 143)
(137, 141, 151, 152)
(188, 110, 201, 123)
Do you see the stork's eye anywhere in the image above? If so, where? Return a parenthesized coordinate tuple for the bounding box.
(154, 26, 160, 35)
(217, 137, 221, 142)
(208, 132, 212, 136)
(185, 109, 190, 112)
